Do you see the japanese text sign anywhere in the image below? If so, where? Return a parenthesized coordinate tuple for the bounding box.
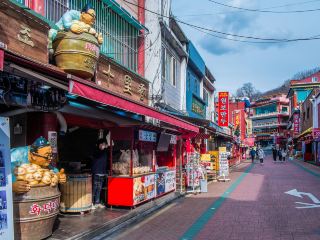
(218, 92, 229, 127)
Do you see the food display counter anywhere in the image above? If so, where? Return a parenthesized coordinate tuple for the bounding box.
(107, 128, 177, 207)
(108, 168, 176, 207)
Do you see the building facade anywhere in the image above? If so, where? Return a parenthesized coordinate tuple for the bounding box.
(145, 0, 188, 115)
(250, 94, 289, 147)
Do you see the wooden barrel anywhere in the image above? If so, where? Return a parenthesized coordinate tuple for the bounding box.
(13, 185, 61, 240)
(60, 174, 92, 213)
(53, 32, 100, 79)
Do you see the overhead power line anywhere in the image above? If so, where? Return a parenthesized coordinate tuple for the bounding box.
(208, 0, 320, 13)
(122, 0, 320, 43)
(180, 0, 320, 16)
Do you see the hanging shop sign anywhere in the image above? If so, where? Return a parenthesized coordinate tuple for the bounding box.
(97, 55, 149, 104)
(246, 119, 253, 136)
(218, 92, 229, 127)
(313, 128, 320, 139)
(138, 130, 157, 142)
(0, 1, 49, 64)
(293, 113, 300, 134)
(191, 96, 205, 117)
(170, 135, 177, 145)
(0, 117, 14, 240)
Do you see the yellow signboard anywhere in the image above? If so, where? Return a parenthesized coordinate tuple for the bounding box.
(219, 147, 227, 153)
(201, 154, 211, 161)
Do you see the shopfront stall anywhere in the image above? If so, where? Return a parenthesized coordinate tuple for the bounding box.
(108, 127, 177, 207)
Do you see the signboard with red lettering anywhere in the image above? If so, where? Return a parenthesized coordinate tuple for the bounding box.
(293, 113, 300, 134)
(218, 92, 229, 127)
(313, 128, 320, 139)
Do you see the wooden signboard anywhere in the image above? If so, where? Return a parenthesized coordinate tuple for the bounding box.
(0, 0, 49, 64)
(96, 55, 149, 105)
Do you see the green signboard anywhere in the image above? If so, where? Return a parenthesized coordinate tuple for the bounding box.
(192, 97, 205, 117)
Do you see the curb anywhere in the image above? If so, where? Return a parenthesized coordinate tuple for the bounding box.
(65, 192, 184, 240)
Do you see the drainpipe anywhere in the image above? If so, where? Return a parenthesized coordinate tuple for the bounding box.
(138, 0, 145, 77)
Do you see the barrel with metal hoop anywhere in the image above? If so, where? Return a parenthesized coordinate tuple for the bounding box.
(53, 31, 100, 79)
(13, 185, 61, 240)
(60, 174, 92, 213)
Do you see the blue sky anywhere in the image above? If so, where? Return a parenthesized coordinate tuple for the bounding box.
(171, 0, 320, 94)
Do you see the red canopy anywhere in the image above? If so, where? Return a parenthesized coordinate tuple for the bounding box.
(69, 80, 199, 133)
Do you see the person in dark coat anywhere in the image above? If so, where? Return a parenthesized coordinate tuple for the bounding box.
(272, 145, 277, 162)
(249, 148, 256, 163)
(278, 147, 283, 161)
(92, 139, 109, 209)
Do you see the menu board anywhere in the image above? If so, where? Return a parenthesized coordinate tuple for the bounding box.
(133, 174, 155, 205)
(164, 171, 176, 192)
(0, 117, 14, 239)
(219, 151, 229, 177)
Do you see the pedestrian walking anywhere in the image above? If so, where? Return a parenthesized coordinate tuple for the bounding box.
(272, 145, 277, 162)
(278, 147, 283, 161)
(281, 148, 287, 162)
(249, 148, 256, 163)
(257, 148, 265, 165)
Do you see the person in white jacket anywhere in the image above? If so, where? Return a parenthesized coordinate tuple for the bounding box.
(257, 148, 265, 165)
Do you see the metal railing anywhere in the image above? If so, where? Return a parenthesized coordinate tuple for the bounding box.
(17, 0, 139, 72)
(251, 111, 289, 118)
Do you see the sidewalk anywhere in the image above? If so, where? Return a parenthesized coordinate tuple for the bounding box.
(49, 161, 251, 240)
(107, 155, 320, 240)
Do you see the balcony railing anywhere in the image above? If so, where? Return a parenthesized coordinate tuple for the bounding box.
(251, 111, 289, 118)
(253, 122, 287, 128)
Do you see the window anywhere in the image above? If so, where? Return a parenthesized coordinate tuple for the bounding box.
(19, 0, 140, 72)
(282, 107, 288, 113)
(171, 58, 177, 87)
(203, 88, 209, 105)
(161, 47, 166, 79)
(162, 46, 177, 87)
(194, 78, 199, 94)
(312, 77, 318, 82)
(307, 107, 310, 119)
(187, 72, 191, 91)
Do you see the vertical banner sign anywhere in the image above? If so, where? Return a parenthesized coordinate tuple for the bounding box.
(218, 92, 229, 127)
(293, 113, 300, 134)
(0, 117, 14, 239)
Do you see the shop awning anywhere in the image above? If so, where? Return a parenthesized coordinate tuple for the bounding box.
(69, 80, 199, 133)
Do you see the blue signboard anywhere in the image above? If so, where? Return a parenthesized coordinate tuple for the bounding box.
(0, 117, 14, 239)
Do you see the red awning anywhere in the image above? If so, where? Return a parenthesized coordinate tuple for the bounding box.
(69, 80, 199, 133)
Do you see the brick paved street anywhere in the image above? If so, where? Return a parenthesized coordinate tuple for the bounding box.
(105, 155, 320, 240)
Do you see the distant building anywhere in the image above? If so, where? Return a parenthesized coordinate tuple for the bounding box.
(287, 72, 320, 136)
(250, 94, 289, 147)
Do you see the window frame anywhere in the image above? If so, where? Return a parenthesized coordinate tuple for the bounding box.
(161, 45, 178, 87)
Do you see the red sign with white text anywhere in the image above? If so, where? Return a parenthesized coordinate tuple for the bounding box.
(218, 92, 229, 127)
(293, 113, 300, 134)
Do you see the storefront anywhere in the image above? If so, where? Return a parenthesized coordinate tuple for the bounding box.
(0, 1, 199, 238)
